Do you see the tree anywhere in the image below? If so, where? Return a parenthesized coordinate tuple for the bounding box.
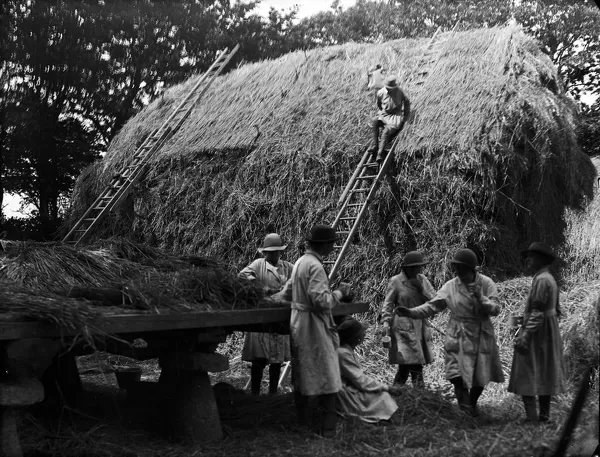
(2, 0, 290, 236)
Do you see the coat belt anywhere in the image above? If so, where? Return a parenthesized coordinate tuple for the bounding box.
(524, 309, 556, 317)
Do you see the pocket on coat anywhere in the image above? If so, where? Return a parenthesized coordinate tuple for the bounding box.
(479, 324, 496, 354)
(393, 316, 414, 332)
(444, 325, 460, 354)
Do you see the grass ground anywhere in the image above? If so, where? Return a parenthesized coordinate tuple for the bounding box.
(19, 323, 598, 457)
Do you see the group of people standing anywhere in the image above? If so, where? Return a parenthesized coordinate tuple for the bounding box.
(238, 226, 567, 437)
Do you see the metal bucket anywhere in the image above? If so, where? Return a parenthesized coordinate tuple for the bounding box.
(508, 315, 523, 327)
(381, 335, 391, 349)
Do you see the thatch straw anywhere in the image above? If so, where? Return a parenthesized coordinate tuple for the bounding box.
(66, 24, 595, 298)
(0, 238, 266, 337)
(562, 156, 600, 282)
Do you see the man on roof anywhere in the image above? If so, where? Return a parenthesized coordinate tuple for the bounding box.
(368, 74, 411, 164)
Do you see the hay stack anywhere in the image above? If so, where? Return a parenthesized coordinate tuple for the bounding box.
(562, 156, 600, 282)
(67, 25, 595, 294)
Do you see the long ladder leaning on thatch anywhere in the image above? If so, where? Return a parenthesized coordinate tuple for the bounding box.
(63, 45, 240, 247)
(325, 25, 457, 282)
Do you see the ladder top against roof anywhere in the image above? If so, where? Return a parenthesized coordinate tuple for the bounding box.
(63, 45, 240, 247)
(326, 26, 458, 283)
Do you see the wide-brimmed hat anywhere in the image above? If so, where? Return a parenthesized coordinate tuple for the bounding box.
(305, 224, 337, 243)
(384, 75, 399, 90)
(450, 248, 478, 271)
(258, 233, 287, 252)
(521, 242, 556, 260)
(401, 251, 428, 267)
(337, 318, 368, 343)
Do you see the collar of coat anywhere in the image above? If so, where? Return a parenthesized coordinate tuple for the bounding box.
(305, 249, 322, 262)
(455, 273, 483, 299)
(533, 266, 551, 279)
(264, 259, 282, 274)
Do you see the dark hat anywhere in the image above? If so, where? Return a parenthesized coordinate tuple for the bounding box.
(401, 251, 428, 267)
(521, 242, 556, 260)
(384, 75, 399, 90)
(258, 233, 287, 253)
(337, 318, 367, 343)
(450, 248, 478, 271)
(305, 224, 337, 243)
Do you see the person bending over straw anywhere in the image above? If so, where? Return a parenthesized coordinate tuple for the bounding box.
(238, 233, 294, 395)
(381, 251, 435, 389)
(368, 75, 410, 164)
(396, 249, 504, 417)
(508, 242, 566, 423)
(280, 224, 352, 438)
(337, 318, 402, 424)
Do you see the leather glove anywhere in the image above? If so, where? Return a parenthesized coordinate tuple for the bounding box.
(395, 306, 411, 317)
(380, 321, 390, 335)
(337, 282, 353, 302)
(514, 333, 529, 353)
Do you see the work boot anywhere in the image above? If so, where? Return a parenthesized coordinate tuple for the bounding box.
(376, 128, 396, 163)
(469, 386, 484, 417)
(319, 394, 338, 438)
(368, 121, 380, 160)
(538, 396, 551, 422)
(250, 361, 265, 395)
(522, 396, 539, 423)
(294, 391, 310, 427)
(451, 379, 472, 415)
(268, 363, 281, 395)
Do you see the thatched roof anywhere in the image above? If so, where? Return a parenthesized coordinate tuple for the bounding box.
(68, 24, 596, 288)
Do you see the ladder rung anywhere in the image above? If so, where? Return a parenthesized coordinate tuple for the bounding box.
(363, 162, 379, 167)
(74, 229, 87, 233)
(322, 261, 335, 265)
(350, 188, 370, 193)
(347, 203, 364, 208)
(336, 231, 351, 234)
(356, 175, 377, 180)
(339, 217, 356, 221)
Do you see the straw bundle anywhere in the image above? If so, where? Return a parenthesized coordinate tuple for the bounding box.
(67, 25, 595, 300)
(0, 238, 266, 333)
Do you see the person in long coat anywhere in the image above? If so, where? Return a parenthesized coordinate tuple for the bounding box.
(381, 251, 435, 388)
(280, 224, 352, 437)
(396, 248, 505, 416)
(337, 318, 401, 423)
(239, 233, 294, 395)
(508, 242, 566, 422)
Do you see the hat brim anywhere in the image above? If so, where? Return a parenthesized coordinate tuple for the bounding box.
(385, 85, 398, 90)
(305, 237, 337, 243)
(450, 260, 476, 270)
(259, 245, 288, 252)
(402, 261, 429, 267)
(521, 248, 556, 259)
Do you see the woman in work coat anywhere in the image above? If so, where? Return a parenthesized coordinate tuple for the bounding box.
(337, 318, 401, 423)
(381, 251, 435, 388)
(396, 248, 505, 416)
(239, 233, 294, 395)
(280, 224, 352, 437)
(508, 242, 566, 422)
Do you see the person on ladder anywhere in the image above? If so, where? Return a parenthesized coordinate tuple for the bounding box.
(368, 74, 411, 164)
(239, 233, 294, 395)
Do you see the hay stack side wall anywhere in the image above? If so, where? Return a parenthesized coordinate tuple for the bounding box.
(69, 25, 595, 291)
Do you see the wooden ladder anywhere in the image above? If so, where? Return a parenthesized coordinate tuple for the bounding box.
(325, 25, 458, 282)
(63, 45, 240, 246)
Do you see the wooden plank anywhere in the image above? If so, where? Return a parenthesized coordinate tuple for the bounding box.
(0, 302, 369, 341)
